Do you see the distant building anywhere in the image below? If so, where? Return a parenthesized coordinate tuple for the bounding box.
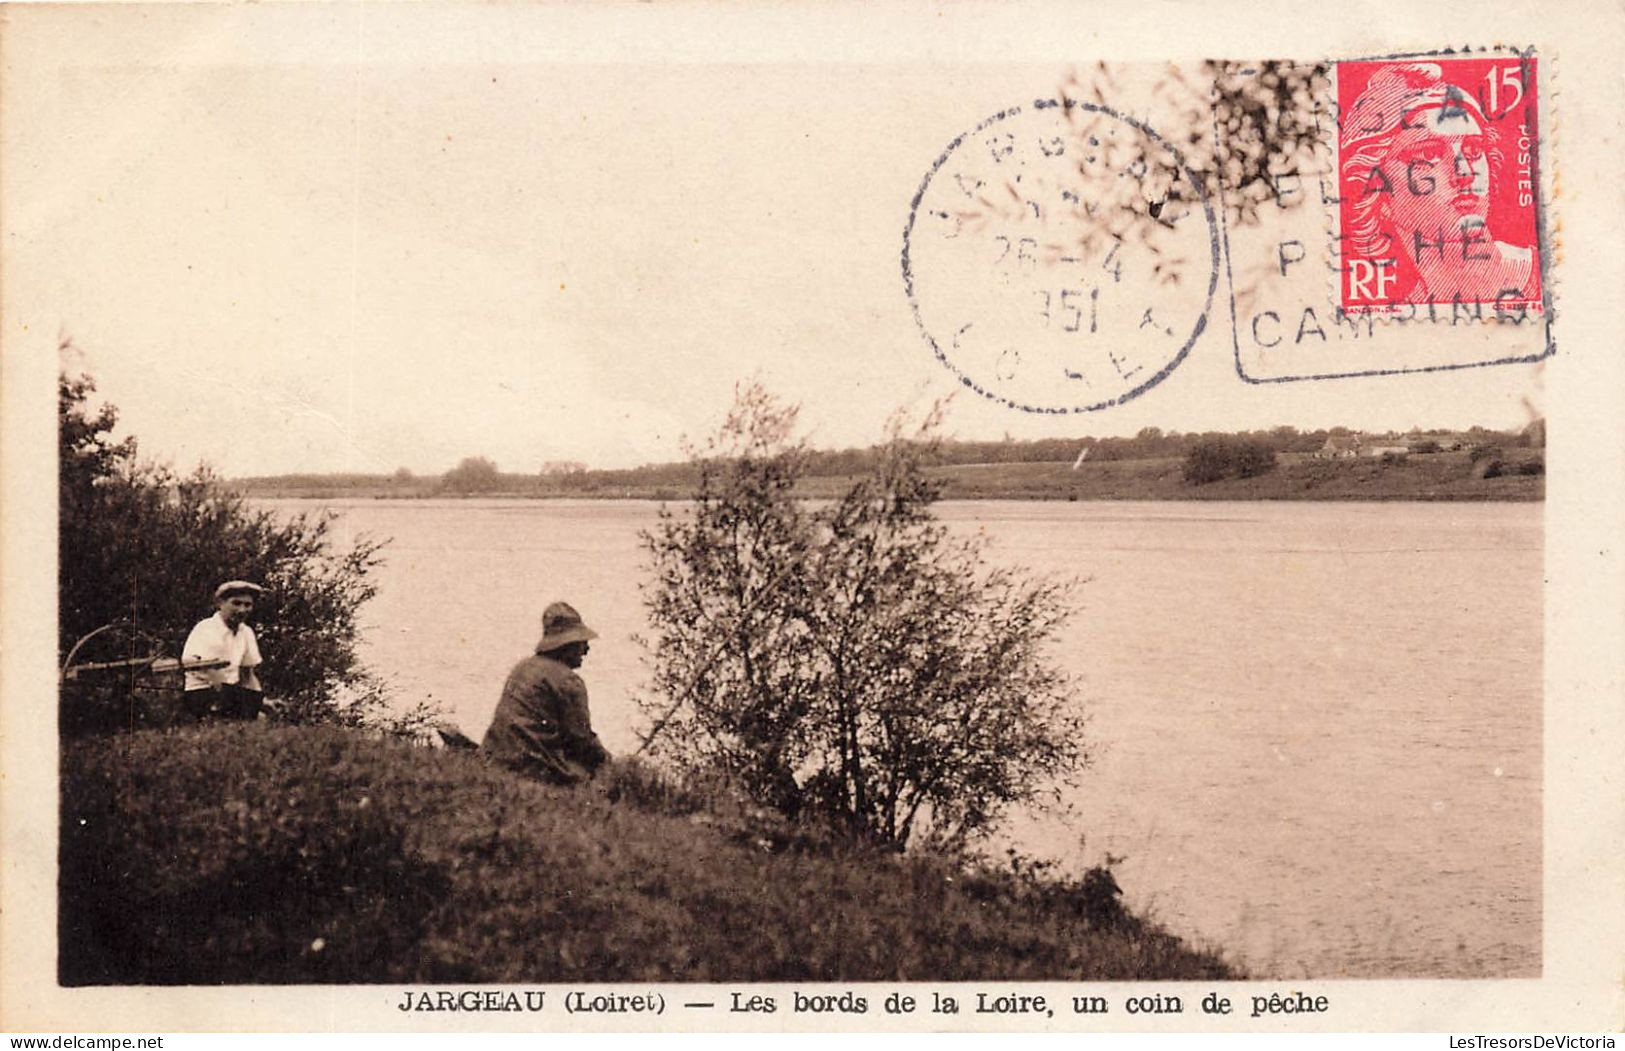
(1315, 436, 1362, 459)
(1366, 444, 1409, 458)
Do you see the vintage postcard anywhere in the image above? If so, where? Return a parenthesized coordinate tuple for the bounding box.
(2, 0, 1621, 1037)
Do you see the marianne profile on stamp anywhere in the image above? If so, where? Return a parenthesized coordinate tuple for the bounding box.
(1338, 60, 1541, 315)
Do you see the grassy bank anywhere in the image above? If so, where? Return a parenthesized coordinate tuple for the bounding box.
(60, 724, 1234, 984)
(238, 452, 1542, 503)
(908, 451, 1544, 502)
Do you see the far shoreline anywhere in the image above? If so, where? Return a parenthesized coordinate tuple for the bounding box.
(238, 452, 1545, 505)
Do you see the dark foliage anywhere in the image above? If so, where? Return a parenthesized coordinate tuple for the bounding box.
(1469, 444, 1507, 480)
(1205, 60, 1332, 227)
(1182, 437, 1278, 485)
(441, 456, 502, 494)
(58, 361, 414, 730)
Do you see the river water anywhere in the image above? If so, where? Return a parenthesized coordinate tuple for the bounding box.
(264, 497, 1541, 979)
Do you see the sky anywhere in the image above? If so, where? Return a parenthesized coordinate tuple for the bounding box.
(8, 4, 1549, 477)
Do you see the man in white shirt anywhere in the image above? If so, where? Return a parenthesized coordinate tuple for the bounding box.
(182, 580, 266, 721)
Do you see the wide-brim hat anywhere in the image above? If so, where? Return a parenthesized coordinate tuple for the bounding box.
(214, 580, 266, 600)
(536, 601, 599, 652)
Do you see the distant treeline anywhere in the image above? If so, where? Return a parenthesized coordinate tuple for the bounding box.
(233, 422, 1544, 498)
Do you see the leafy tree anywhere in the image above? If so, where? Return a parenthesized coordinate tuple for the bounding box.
(1182, 436, 1277, 485)
(636, 384, 1087, 849)
(1181, 440, 1230, 485)
(59, 362, 418, 731)
(1234, 439, 1277, 478)
(442, 456, 502, 494)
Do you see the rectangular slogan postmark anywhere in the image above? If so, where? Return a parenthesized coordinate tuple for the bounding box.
(1217, 47, 1554, 384)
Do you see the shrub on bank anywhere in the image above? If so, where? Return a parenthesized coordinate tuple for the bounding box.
(1182, 437, 1278, 485)
(59, 359, 421, 733)
(639, 385, 1087, 850)
(60, 724, 1234, 984)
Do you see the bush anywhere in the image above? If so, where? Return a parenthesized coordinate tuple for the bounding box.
(1518, 458, 1545, 476)
(636, 384, 1087, 850)
(441, 455, 502, 494)
(58, 362, 414, 731)
(1469, 445, 1507, 480)
(1182, 437, 1277, 485)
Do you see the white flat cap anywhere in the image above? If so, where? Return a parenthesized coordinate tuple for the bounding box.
(214, 580, 266, 599)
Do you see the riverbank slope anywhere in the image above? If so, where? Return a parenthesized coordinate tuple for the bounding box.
(811, 452, 1544, 502)
(60, 724, 1235, 984)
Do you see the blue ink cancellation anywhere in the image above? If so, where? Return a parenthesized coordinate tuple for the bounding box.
(902, 99, 1221, 414)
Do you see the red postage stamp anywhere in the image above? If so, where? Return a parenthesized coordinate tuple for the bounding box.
(1336, 55, 1542, 318)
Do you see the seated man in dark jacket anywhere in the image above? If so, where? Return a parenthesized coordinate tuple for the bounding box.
(481, 602, 610, 785)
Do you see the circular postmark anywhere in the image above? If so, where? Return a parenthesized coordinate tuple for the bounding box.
(902, 99, 1221, 414)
